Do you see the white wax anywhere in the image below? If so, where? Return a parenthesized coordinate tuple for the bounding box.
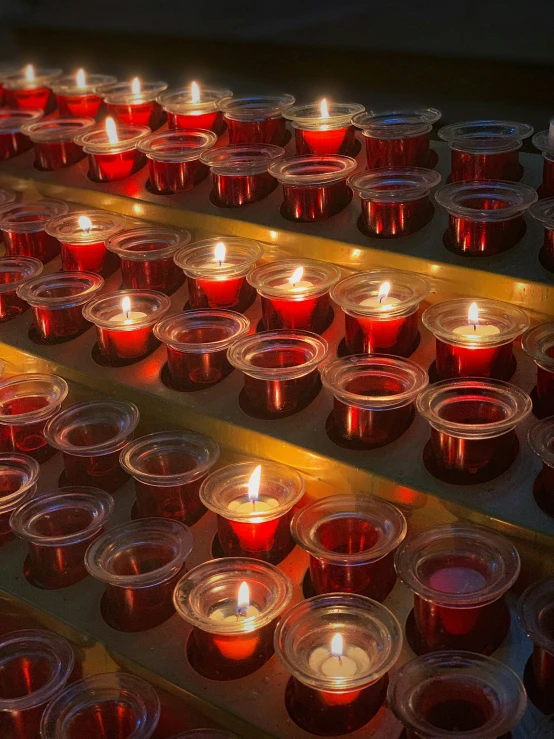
(209, 603, 261, 622)
(452, 323, 500, 338)
(109, 310, 148, 325)
(429, 567, 487, 595)
(228, 495, 279, 514)
(285, 279, 315, 293)
(359, 296, 401, 311)
(309, 645, 371, 678)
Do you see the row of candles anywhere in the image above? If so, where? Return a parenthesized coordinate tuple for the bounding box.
(0, 404, 552, 736)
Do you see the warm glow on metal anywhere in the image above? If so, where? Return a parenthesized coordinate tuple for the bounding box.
(214, 242, 226, 264)
(122, 296, 131, 318)
(105, 117, 119, 144)
(378, 281, 391, 303)
(331, 633, 343, 658)
(78, 215, 92, 232)
(191, 81, 200, 103)
(76, 68, 86, 88)
(247, 464, 262, 503)
(237, 581, 250, 611)
(320, 98, 329, 119)
(289, 266, 304, 286)
(468, 301, 479, 327)
(24, 64, 35, 83)
(131, 77, 141, 94)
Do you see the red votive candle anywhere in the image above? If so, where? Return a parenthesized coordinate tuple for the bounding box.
(120, 430, 220, 525)
(44, 399, 139, 492)
(352, 108, 441, 169)
(321, 354, 428, 449)
(0, 630, 74, 739)
(228, 330, 328, 417)
(21, 117, 94, 170)
(529, 197, 554, 272)
(154, 310, 250, 390)
(46, 209, 126, 273)
(82, 289, 171, 364)
(103, 79, 167, 128)
(435, 180, 537, 256)
(349, 168, 441, 238)
(275, 593, 402, 736)
(0, 373, 68, 463)
(138, 129, 217, 194)
(0, 453, 39, 545)
(284, 100, 364, 156)
(174, 558, 292, 681)
(86, 518, 193, 631)
(174, 237, 263, 311)
(417, 378, 531, 485)
(0, 256, 43, 322)
(10, 486, 114, 589)
(0, 199, 68, 262)
(3, 66, 62, 112)
(247, 258, 340, 333)
(331, 270, 429, 356)
(269, 155, 357, 222)
(159, 85, 232, 134)
(200, 460, 304, 563)
(523, 322, 554, 419)
(75, 118, 150, 182)
(51, 72, 117, 118)
(438, 120, 533, 182)
(107, 225, 190, 293)
(221, 94, 294, 145)
(528, 417, 554, 519)
(422, 298, 529, 380)
(532, 126, 554, 198)
(201, 144, 285, 207)
(0, 108, 43, 160)
(395, 523, 520, 655)
(292, 495, 406, 601)
(388, 651, 527, 739)
(518, 577, 554, 714)
(42, 673, 160, 739)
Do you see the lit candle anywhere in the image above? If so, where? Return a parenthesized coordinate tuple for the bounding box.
(452, 301, 501, 339)
(110, 295, 148, 323)
(76, 68, 86, 88)
(285, 98, 363, 156)
(308, 633, 370, 679)
(191, 81, 200, 106)
(24, 64, 35, 85)
(287, 266, 315, 292)
(227, 465, 279, 516)
(78, 214, 92, 234)
(131, 77, 141, 95)
(105, 116, 119, 144)
(209, 581, 261, 622)
(359, 281, 401, 310)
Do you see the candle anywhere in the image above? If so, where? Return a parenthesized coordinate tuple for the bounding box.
(522, 322, 554, 418)
(20, 116, 94, 171)
(529, 417, 554, 519)
(518, 577, 554, 714)
(75, 116, 150, 182)
(532, 127, 554, 198)
(0, 199, 68, 263)
(221, 94, 294, 145)
(0, 256, 43, 323)
(284, 99, 365, 156)
(530, 198, 554, 273)
(0, 108, 44, 160)
(51, 70, 117, 118)
(0, 452, 39, 545)
(3, 65, 62, 112)
(103, 77, 167, 128)
(159, 83, 232, 134)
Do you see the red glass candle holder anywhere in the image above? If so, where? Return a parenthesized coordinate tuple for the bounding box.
(528, 417, 554, 519)
(201, 144, 285, 207)
(529, 197, 554, 272)
(51, 73, 117, 118)
(417, 378, 531, 485)
(227, 330, 328, 417)
(0, 256, 43, 322)
(532, 127, 554, 198)
(120, 430, 220, 525)
(352, 108, 441, 169)
(269, 155, 357, 222)
(274, 593, 402, 736)
(200, 460, 304, 563)
(0, 373, 68, 463)
(321, 354, 428, 449)
(107, 225, 191, 293)
(174, 557, 292, 681)
(41, 673, 160, 739)
(86, 518, 193, 631)
(221, 94, 294, 145)
(103, 80, 168, 128)
(247, 258, 341, 333)
(0, 199, 68, 262)
(82, 289, 171, 364)
(292, 495, 406, 601)
(518, 577, 554, 714)
(0, 108, 43, 160)
(435, 180, 537, 256)
(349, 168, 441, 238)
(18, 271, 104, 342)
(3, 68, 61, 112)
(138, 129, 217, 194)
(0, 629, 74, 739)
(331, 270, 429, 356)
(395, 523, 520, 655)
(422, 298, 529, 381)
(0, 452, 39, 545)
(44, 399, 139, 492)
(438, 120, 533, 182)
(21, 117, 94, 170)
(10, 486, 114, 589)
(154, 310, 250, 390)
(284, 101, 364, 156)
(159, 86, 232, 134)
(174, 236, 263, 311)
(75, 122, 150, 182)
(388, 651, 527, 738)
(522, 322, 554, 418)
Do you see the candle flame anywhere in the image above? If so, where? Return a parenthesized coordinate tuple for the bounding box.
(191, 81, 200, 103)
(331, 633, 343, 658)
(247, 464, 261, 504)
(105, 116, 119, 144)
(214, 241, 226, 264)
(131, 76, 141, 94)
(24, 64, 35, 84)
(78, 215, 92, 233)
(76, 68, 86, 88)
(468, 301, 479, 328)
(320, 98, 329, 119)
(289, 266, 304, 286)
(122, 296, 131, 318)
(237, 581, 250, 611)
(378, 281, 391, 304)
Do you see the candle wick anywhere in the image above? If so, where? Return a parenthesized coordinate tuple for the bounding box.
(379, 295, 384, 304)
(236, 605, 248, 619)
(473, 323, 477, 332)
(336, 655, 343, 665)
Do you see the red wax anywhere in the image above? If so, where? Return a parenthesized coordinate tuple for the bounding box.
(211, 171, 275, 207)
(134, 478, 206, 526)
(295, 127, 356, 156)
(121, 255, 181, 293)
(56, 93, 103, 118)
(540, 229, 554, 272)
(87, 149, 144, 182)
(148, 158, 208, 194)
(0, 291, 27, 322)
(344, 311, 418, 356)
(3, 229, 59, 262)
(0, 84, 4, 105)
(227, 117, 287, 146)
(0, 130, 32, 160)
(60, 241, 107, 273)
(0, 657, 56, 738)
(446, 213, 524, 256)
(107, 101, 163, 129)
(450, 149, 521, 182)
(537, 361, 554, 416)
(243, 366, 320, 416)
(0, 397, 55, 463)
(8, 87, 52, 112)
(261, 294, 328, 332)
(55, 701, 138, 739)
(62, 450, 127, 493)
(34, 304, 89, 342)
(435, 338, 514, 380)
(0, 473, 30, 543)
(217, 511, 294, 563)
(361, 195, 431, 238)
(96, 325, 152, 362)
(281, 181, 351, 222)
(34, 140, 85, 171)
(285, 675, 388, 736)
(188, 275, 252, 310)
(167, 110, 222, 133)
(365, 133, 431, 169)
(166, 343, 233, 390)
(539, 157, 554, 198)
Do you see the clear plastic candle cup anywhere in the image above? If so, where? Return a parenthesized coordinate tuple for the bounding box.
(159, 85, 232, 134)
(528, 416, 554, 519)
(0, 452, 39, 545)
(0, 199, 68, 262)
(518, 576, 554, 714)
(21, 117, 94, 170)
(74, 118, 150, 182)
(0, 108, 43, 160)
(221, 94, 295, 145)
(51, 72, 117, 118)
(3, 66, 62, 112)
(532, 125, 554, 198)
(103, 79, 168, 129)
(522, 322, 554, 418)
(0, 256, 43, 322)
(529, 197, 554, 272)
